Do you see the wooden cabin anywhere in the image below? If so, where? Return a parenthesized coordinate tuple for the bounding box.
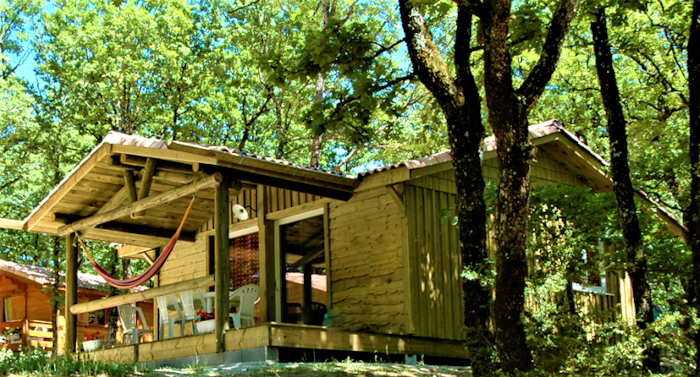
(0, 259, 153, 353)
(0, 119, 683, 365)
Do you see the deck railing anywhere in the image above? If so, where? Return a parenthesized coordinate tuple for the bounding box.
(0, 319, 54, 352)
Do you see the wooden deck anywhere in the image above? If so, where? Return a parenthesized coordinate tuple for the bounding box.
(81, 323, 469, 363)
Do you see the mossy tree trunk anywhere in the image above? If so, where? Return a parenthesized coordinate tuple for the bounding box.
(480, 0, 577, 372)
(591, 8, 659, 372)
(398, 2, 494, 374)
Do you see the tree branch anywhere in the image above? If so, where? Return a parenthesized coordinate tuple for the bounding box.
(0, 176, 22, 193)
(399, 0, 460, 107)
(449, 0, 485, 17)
(516, 0, 578, 112)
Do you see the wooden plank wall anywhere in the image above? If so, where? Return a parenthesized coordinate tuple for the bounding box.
(160, 187, 323, 286)
(482, 148, 585, 188)
(405, 178, 464, 340)
(198, 187, 323, 234)
(329, 187, 406, 334)
(403, 148, 595, 340)
(26, 285, 53, 321)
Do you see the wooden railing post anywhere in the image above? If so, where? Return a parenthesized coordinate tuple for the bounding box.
(214, 173, 230, 353)
(22, 319, 28, 349)
(65, 232, 78, 355)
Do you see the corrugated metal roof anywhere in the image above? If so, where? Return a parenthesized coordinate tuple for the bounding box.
(102, 120, 606, 181)
(0, 259, 109, 292)
(358, 119, 608, 177)
(103, 131, 353, 178)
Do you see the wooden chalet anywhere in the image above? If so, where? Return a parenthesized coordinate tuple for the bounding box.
(0, 259, 153, 353)
(0, 119, 684, 365)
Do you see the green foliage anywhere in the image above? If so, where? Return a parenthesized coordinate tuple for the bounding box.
(532, 0, 691, 221)
(519, 184, 693, 375)
(0, 348, 147, 376)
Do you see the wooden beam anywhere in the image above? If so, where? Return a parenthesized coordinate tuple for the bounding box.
(142, 252, 154, 266)
(80, 183, 130, 238)
(114, 245, 153, 258)
(111, 143, 217, 166)
(291, 246, 324, 269)
(409, 161, 453, 180)
(210, 162, 354, 201)
(0, 218, 24, 230)
(302, 263, 312, 324)
(26, 144, 112, 232)
(65, 233, 78, 355)
(168, 141, 358, 188)
(132, 158, 156, 219)
(57, 173, 222, 236)
(120, 154, 200, 173)
(323, 202, 332, 313)
(124, 170, 138, 203)
(214, 175, 230, 353)
(70, 275, 215, 314)
(51, 215, 197, 243)
(97, 221, 197, 243)
(153, 170, 205, 185)
(265, 198, 333, 221)
(257, 184, 274, 323)
(267, 324, 469, 358)
(385, 184, 405, 214)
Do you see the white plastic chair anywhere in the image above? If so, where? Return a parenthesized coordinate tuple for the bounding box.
(118, 305, 153, 345)
(229, 284, 260, 329)
(156, 295, 185, 340)
(178, 290, 199, 335)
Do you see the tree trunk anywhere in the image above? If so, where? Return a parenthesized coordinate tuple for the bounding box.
(687, 0, 700, 375)
(398, 2, 495, 374)
(481, 0, 533, 369)
(591, 7, 659, 372)
(480, 0, 577, 371)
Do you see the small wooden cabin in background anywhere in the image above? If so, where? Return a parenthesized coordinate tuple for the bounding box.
(0, 119, 683, 364)
(0, 259, 153, 353)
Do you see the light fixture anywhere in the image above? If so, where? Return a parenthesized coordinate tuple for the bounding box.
(232, 204, 257, 221)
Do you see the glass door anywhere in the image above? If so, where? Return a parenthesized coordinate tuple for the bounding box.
(275, 210, 327, 325)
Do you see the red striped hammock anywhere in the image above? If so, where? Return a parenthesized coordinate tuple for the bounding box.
(77, 195, 196, 290)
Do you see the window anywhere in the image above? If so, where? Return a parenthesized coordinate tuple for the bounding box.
(275, 209, 327, 325)
(88, 309, 107, 325)
(572, 241, 610, 295)
(2, 298, 10, 321)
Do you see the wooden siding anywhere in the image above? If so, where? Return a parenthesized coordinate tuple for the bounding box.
(198, 187, 324, 234)
(403, 147, 610, 340)
(158, 237, 208, 286)
(482, 148, 586, 187)
(405, 181, 464, 340)
(160, 187, 324, 286)
(328, 187, 406, 334)
(26, 285, 53, 321)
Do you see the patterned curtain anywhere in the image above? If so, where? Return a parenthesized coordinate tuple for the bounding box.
(229, 233, 260, 289)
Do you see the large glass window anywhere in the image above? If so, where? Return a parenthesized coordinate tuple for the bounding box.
(278, 214, 327, 325)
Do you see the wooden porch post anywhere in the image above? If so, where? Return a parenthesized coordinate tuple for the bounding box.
(257, 184, 275, 323)
(214, 174, 230, 353)
(65, 232, 78, 355)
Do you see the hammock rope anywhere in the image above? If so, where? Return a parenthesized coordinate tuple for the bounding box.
(77, 194, 197, 290)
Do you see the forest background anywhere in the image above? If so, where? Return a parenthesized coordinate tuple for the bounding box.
(0, 0, 698, 375)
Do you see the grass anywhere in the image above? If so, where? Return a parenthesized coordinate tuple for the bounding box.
(0, 348, 151, 377)
(153, 361, 472, 377)
(0, 349, 471, 377)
